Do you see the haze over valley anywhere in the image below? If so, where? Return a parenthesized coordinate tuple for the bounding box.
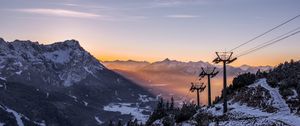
(103, 59, 271, 105)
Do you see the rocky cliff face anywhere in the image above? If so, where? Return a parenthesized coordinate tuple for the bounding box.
(0, 38, 155, 126)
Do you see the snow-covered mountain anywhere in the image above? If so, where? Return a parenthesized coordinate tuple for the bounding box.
(0, 38, 155, 126)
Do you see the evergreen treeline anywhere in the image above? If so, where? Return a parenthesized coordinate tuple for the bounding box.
(228, 72, 256, 94)
(107, 97, 200, 126)
(146, 97, 199, 125)
(266, 60, 300, 95)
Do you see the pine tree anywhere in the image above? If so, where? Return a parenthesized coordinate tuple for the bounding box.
(146, 98, 167, 125)
(166, 101, 170, 110)
(256, 69, 261, 77)
(170, 97, 174, 110)
(127, 119, 132, 126)
(117, 120, 122, 126)
(133, 119, 138, 126)
(108, 120, 113, 126)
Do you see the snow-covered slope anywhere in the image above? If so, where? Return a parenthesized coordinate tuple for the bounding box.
(202, 79, 300, 126)
(149, 78, 300, 126)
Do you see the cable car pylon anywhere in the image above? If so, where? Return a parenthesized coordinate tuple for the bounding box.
(190, 82, 206, 106)
(199, 66, 219, 107)
(213, 51, 237, 114)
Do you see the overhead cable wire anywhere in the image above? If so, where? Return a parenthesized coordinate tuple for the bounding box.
(230, 14, 300, 52)
(236, 30, 300, 57)
(236, 26, 300, 57)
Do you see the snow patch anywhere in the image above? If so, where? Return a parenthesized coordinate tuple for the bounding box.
(230, 102, 272, 117)
(13, 61, 23, 67)
(34, 120, 46, 126)
(116, 78, 121, 83)
(43, 49, 71, 64)
(153, 120, 162, 125)
(254, 79, 290, 114)
(0, 77, 6, 81)
(15, 70, 22, 75)
(84, 66, 95, 76)
(288, 89, 298, 100)
(103, 103, 151, 123)
(69, 95, 78, 102)
(0, 65, 5, 69)
(83, 101, 88, 106)
(117, 98, 122, 101)
(94, 116, 104, 125)
(138, 94, 154, 103)
(4, 107, 25, 126)
(46, 92, 49, 98)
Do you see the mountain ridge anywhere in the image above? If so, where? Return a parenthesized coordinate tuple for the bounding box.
(103, 59, 272, 76)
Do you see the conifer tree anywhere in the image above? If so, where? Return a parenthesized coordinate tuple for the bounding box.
(108, 120, 113, 126)
(170, 97, 174, 110)
(117, 120, 122, 126)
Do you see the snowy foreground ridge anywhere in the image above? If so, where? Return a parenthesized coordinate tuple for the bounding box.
(152, 79, 300, 126)
(205, 79, 300, 126)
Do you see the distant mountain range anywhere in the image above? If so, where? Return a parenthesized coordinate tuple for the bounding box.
(103, 58, 272, 77)
(0, 38, 155, 126)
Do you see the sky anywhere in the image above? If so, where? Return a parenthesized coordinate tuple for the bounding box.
(0, 0, 299, 66)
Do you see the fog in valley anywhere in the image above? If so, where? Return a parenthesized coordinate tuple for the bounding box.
(103, 61, 235, 105)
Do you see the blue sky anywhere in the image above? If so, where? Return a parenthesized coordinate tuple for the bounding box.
(0, 0, 300, 66)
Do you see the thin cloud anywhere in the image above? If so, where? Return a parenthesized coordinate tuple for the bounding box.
(15, 8, 101, 18)
(62, 3, 116, 11)
(166, 14, 199, 18)
(152, 1, 181, 8)
(148, 0, 209, 8)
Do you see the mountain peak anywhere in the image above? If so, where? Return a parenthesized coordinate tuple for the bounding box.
(49, 39, 81, 49)
(12, 39, 39, 45)
(163, 58, 171, 62)
(63, 39, 80, 46)
(0, 37, 4, 42)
